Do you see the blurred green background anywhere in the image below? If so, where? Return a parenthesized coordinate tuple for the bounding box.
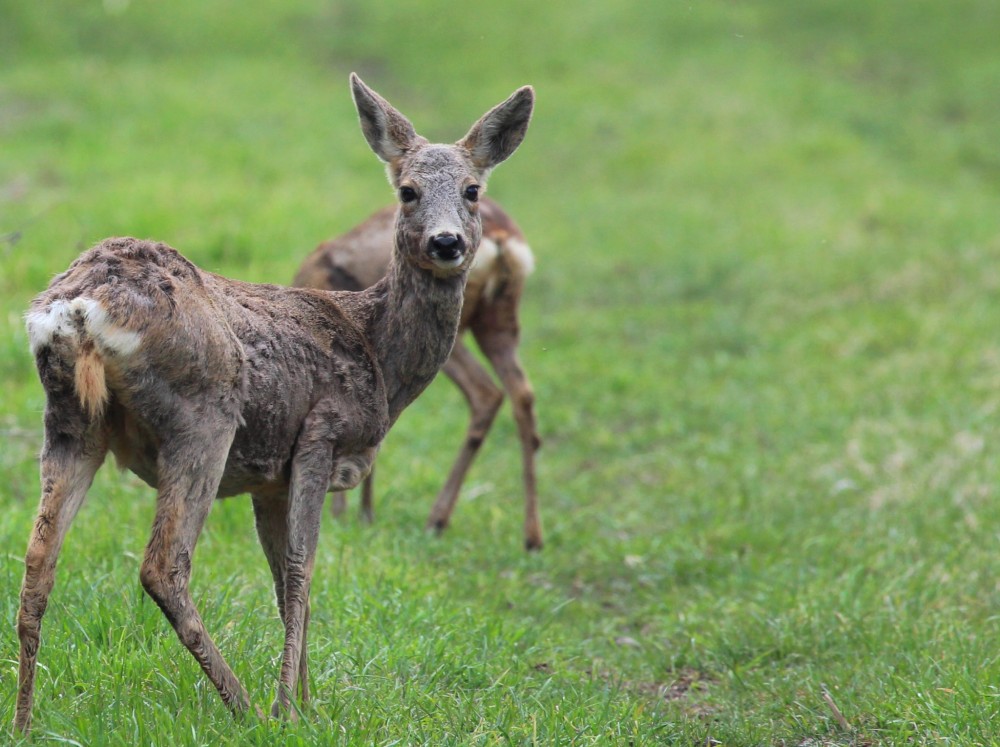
(3, 1, 1000, 744)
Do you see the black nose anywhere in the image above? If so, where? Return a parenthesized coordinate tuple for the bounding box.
(429, 233, 466, 261)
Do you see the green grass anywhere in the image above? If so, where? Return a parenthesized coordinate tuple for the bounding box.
(3, 0, 1000, 744)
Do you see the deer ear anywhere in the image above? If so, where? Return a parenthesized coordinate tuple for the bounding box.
(459, 85, 534, 173)
(350, 73, 421, 163)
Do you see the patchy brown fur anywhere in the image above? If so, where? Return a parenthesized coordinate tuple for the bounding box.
(14, 74, 533, 733)
(294, 197, 543, 549)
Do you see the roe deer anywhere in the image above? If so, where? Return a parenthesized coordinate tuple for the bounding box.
(14, 73, 533, 733)
(294, 197, 542, 550)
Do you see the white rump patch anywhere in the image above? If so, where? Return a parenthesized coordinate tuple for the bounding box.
(468, 237, 500, 284)
(502, 237, 535, 278)
(26, 300, 77, 355)
(82, 301, 142, 356)
(26, 297, 142, 357)
(468, 237, 535, 302)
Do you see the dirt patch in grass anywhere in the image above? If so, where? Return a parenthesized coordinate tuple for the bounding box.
(589, 666, 717, 715)
(640, 668, 708, 702)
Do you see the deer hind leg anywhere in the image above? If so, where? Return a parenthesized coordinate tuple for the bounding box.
(473, 313, 543, 551)
(251, 493, 310, 704)
(15, 400, 107, 734)
(138, 420, 251, 715)
(426, 339, 504, 534)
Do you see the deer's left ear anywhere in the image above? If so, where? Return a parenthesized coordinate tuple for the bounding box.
(459, 86, 534, 174)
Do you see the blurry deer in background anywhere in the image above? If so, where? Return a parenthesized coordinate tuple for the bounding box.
(294, 196, 543, 550)
(14, 73, 533, 733)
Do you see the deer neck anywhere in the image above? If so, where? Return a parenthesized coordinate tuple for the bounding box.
(366, 245, 466, 424)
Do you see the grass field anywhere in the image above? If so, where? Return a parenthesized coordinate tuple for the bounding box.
(3, 0, 1000, 744)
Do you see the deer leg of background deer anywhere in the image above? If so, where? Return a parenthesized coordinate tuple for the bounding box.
(474, 314, 543, 551)
(271, 438, 331, 719)
(15, 405, 106, 734)
(252, 492, 310, 703)
(329, 490, 347, 518)
(359, 464, 375, 523)
(139, 422, 251, 715)
(426, 339, 504, 534)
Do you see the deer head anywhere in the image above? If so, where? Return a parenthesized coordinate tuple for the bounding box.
(350, 73, 534, 278)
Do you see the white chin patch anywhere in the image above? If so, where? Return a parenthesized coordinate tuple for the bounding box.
(432, 255, 465, 271)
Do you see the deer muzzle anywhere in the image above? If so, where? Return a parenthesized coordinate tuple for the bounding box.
(427, 233, 467, 267)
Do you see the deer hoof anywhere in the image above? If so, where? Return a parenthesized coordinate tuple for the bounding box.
(426, 517, 449, 535)
(269, 699, 300, 722)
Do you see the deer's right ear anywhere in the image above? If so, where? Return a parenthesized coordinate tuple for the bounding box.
(351, 73, 421, 163)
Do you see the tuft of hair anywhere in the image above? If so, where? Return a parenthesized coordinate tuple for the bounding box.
(74, 346, 109, 419)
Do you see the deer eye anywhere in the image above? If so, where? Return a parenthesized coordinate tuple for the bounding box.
(399, 186, 418, 203)
(464, 184, 480, 202)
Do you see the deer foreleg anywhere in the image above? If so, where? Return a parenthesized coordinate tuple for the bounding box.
(252, 492, 311, 704)
(272, 440, 331, 719)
